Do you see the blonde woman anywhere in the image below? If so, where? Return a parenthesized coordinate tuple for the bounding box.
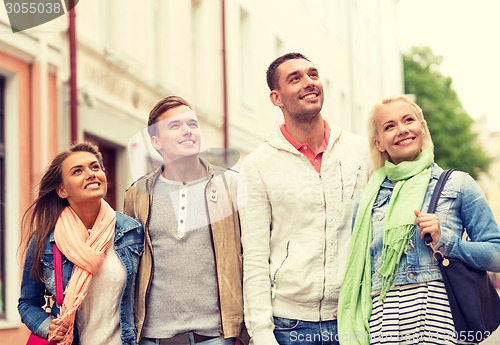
(338, 96, 500, 344)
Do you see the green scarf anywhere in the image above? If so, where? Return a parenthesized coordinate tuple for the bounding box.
(337, 149, 433, 345)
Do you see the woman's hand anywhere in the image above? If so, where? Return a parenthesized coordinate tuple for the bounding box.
(414, 209, 441, 244)
(48, 318, 69, 342)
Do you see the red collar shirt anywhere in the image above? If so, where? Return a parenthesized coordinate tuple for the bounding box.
(280, 120, 331, 173)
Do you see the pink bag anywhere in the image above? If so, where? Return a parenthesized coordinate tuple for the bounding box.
(26, 244, 64, 345)
(26, 333, 55, 345)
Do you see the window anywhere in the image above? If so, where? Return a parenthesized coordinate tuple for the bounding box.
(275, 36, 284, 58)
(239, 6, 254, 109)
(191, 0, 202, 94)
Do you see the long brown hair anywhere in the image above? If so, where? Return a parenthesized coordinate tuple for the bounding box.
(20, 142, 105, 281)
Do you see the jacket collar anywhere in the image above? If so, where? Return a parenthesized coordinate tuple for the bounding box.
(115, 212, 141, 235)
(266, 120, 343, 154)
(147, 157, 215, 191)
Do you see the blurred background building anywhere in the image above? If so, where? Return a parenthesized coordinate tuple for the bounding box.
(3, 0, 497, 343)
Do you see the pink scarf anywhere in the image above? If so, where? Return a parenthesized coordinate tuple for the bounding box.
(51, 199, 116, 345)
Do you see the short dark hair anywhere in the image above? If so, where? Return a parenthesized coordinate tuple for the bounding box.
(266, 52, 311, 90)
(147, 96, 191, 137)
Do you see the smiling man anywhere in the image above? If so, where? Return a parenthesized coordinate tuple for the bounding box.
(124, 96, 246, 345)
(238, 53, 371, 345)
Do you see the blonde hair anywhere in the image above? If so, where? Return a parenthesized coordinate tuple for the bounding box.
(367, 95, 434, 169)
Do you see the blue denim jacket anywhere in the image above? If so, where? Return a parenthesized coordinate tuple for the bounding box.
(18, 212, 144, 344)
(370, 164, 500, 294)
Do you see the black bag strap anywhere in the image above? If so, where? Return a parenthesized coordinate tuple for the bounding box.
(424, 168, 456, 244)
(427, 168, 457, 213)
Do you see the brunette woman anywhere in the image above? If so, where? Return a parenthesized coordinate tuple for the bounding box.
(18, 142, 144, 345)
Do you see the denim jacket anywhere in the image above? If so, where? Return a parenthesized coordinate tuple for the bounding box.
(370, 164, 500, 294)
(18, 212, 144, 344)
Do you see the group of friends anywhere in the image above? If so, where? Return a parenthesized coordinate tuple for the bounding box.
(17, 52, 500, 345)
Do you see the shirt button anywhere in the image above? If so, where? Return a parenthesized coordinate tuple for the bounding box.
(182, 182, 187, 185)
(181, 194, 185, 197)
(181, 206, 185, 210)
(180, 219, 184, 224)
(408, 273, 416, 279)
(438, 245, 445, 252)
(304, 146, 308, 150)
(314, 159, 318, 162)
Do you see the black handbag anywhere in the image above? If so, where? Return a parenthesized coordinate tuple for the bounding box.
(424, 168, 500, 343)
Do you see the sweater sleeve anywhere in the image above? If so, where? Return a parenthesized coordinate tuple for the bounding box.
(238, 160, 279, 345)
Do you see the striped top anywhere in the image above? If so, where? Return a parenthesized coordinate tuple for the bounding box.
(369, 281, 473, 345)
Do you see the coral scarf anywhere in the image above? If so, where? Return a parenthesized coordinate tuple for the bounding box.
(337, 149, 433, 345)
(51, 199, 116, 345)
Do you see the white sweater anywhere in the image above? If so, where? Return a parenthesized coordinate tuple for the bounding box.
(238, 124, 371, 345)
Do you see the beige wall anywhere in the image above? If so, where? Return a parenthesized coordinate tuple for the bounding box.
(474, 118, 500, 224)
(487, 132, 500, 222)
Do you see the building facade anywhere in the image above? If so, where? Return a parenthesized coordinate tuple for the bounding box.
(0, 0, 402, 342)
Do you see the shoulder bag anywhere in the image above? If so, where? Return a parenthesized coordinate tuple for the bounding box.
(424, 168, 500, 343)
(26, 243, 64, 345)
